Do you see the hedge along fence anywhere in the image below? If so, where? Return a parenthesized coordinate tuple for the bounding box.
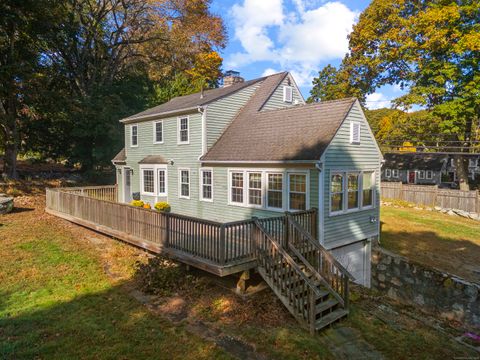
(381, 182, 480, 214)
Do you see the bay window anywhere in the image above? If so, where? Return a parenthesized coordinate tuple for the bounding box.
(142, 169, 154, 194)
(230, 172, 244, 204)
(362, 171, 374, 208)
(288, 173, 306, 210)
(157, 168, 166, 195)
(347, 173, 360, 210)
(248, 172, 262, 206)
(267, 173, 283, 209)
(330, 173, 344, 213)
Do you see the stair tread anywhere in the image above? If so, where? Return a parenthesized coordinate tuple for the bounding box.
(314, 298, 339, 313)
(315, 309, 348, 330)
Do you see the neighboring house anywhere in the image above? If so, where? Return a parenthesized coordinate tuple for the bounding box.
(445, 154, 480, 184)
(382, 153, 448, 185)
(112, 71, 383, 286)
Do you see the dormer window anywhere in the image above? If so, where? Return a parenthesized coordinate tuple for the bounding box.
(283, 86, 293, 103)
(350, 121, 361, 144)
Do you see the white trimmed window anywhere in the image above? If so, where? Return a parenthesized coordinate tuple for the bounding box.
(142, 168, 154, 195)
(330, 173, 344, 213)
(418, 170, 425, 179)
(469, 159, 478, 168)
(288, 173, 307, 211)
(157, 168, 166, 195)
(392, 169, 399, 178)
(267, 173, 283, 209)
(362, 171, 374, 208)
(350, 121, 361, 144)
(283, 86, 293, 103)
(178, 116, 189, 144)
(330, 170, 376, 215)
(248, 172, 263, 206)
(385, 169, 391, 178)
(131, 124, 138, 147)
(200, 169, 213, 201)
(426, 170, 433, 180)
(347, 173, 360, 210)
(154, 121, 163, 143)
(179, 169, 190, 198)
(230, 172, 244, 204)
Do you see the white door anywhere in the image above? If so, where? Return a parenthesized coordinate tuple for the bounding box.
(332, 241, 371, 287)
(124, 167, 132, 203)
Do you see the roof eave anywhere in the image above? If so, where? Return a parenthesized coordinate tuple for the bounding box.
(120, 106, 200, 124)
(200, 159, 318, 164)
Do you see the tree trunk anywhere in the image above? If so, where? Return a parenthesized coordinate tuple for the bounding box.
(454, 155, 470, 191)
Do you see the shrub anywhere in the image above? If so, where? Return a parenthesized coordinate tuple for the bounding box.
(154, 201, 171, 212)
(130, 200, 144, 207)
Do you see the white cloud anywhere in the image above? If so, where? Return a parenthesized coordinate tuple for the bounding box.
(262, 68, 279, 76)
(227, 0, 358, 86)
(365, 92, 392, 110)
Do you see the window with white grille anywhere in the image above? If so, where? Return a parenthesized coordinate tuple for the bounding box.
(179, 169, 190, 198)
(350, 121, 360, 144)
(154, 121, 163, 143)
(178, 117, 189, 144)
(200, 169, 213, 201)
(131, 125, 138, 147)
(283, 86, 293, 103)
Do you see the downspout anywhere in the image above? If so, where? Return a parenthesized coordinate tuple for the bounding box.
(315, 161, 324, 245)
(198, 105, 208, 158)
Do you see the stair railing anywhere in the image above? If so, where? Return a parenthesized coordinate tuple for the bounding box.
(254, 219, 320, 334)
(286, 213, 353, 311)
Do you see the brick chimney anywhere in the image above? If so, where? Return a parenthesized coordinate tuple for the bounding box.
(223, 70, 244, 87)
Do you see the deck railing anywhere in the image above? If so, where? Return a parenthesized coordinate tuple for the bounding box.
(45, 187, 317, 271)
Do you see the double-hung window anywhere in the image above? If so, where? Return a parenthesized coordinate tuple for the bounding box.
(248, 172, 262, 206)
(385, 169, 391, 178)
(392, 169, 399, 178)
(178, 116, 189, 144)
(267, 173, 283, 209)
(142, 168, 154, 195)
(154, 121, 163, 143)
(362, 171, 374, 208)
(330, 173, 344, 213)
(131, 124, 138, 147)
(157, 168, 166, 195)
(418, 170, 425, 179)
(230, 172, 244, 204)
(347, 173, 360, 210)
(179, 169, 190, 198)
(200, 169, 213, 201)
(288, 173, 307, 210)
(426, 170, 433, 180)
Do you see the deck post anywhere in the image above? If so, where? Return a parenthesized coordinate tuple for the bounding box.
(284, 212, 290, 249)
(165, 212, 170, 248)
(311, 207, 318, 240)
(236, 270, 250, 295)
(219, 224, 226, 265)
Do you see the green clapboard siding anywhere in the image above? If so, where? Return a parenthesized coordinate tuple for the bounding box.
(322, 101, 382, 248)
(206, 82, 261, 149)
(261, 75, 304, 111)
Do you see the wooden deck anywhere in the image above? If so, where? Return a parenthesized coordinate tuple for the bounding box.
(45, 186, 316, 277)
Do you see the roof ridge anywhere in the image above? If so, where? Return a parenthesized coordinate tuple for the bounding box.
(258, 97, 357, 114)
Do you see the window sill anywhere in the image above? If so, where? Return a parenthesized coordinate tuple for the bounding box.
(130, 145, 139, 148)
(141, 192, 155, 196)
(329, 206, 376, 217)
(200, 198, 213, 203)
(179, 195, 190, 200)
(177, 141, 190, 145)
(153, 141, 164, 145)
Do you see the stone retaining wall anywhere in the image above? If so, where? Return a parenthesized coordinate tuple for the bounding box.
(371, 247, 480, 327)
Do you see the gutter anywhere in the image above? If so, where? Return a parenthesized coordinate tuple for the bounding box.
(198, 105, 208, 157)
(120, 106, 199, 124)
(199, 159, 318, 165)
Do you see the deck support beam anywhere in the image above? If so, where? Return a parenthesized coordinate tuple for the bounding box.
(236, 270, 251, 294)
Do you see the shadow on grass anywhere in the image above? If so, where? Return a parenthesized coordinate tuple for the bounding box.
(0, 282, 221, 360)
(10, 207, 34, 214)
(380, 228, 480, 283)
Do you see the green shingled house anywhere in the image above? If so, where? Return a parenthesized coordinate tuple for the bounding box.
(112, 71, 382, 286)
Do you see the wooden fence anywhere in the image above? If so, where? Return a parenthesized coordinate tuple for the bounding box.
(381, 182, 480, 213)
(45, 187, 317, 275)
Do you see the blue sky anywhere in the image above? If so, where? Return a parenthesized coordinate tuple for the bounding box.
(211, 0, 399, 109)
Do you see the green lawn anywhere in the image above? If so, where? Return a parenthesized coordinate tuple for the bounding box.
(0, 194, 476, 359)
(381, 205, 480, 283)
(0, 200, 230, 359)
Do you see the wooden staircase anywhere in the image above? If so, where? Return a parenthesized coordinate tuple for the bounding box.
(254, 215, 353, 334)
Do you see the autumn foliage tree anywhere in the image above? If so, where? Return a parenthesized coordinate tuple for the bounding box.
(310, 0, 480, 189)
(0, 0, 226, 177)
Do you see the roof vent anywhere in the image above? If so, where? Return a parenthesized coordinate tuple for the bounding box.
(223, 70, 244, 87)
